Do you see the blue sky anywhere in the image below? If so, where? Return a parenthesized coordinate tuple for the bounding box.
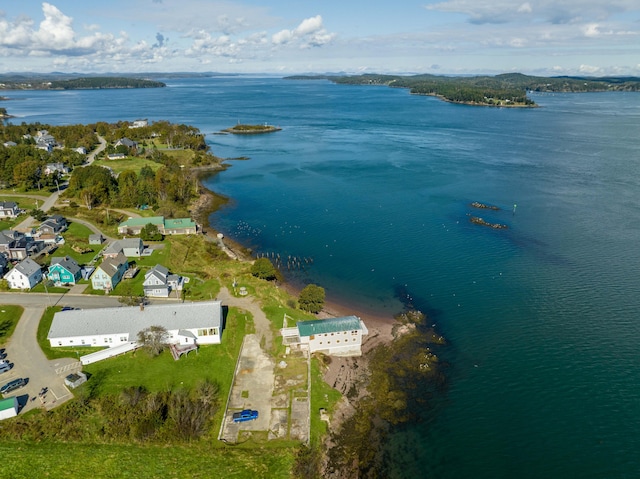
(1, 1, 639, 76)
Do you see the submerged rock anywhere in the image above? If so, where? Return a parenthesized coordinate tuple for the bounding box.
(469, 215, 508, 229)
(470, 201, 500, 210)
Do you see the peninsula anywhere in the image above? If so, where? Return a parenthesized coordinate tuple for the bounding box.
(286, 72, 640, 108)
(0, 76, 165, 90)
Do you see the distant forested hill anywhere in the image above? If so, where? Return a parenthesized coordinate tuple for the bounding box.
(0, 76, 165, 90)
(286, 72, 640, 107)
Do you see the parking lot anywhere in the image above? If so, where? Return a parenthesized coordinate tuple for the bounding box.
(219, 334, 309, 444)
(1, 306, 78, 413)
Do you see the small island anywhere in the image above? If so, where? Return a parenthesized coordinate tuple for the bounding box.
(470, 201, 500, 210)
(222, 123, 281, 134)
(469, 215, 508, 229)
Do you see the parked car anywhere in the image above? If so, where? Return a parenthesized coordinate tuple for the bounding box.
(1, 377, 27, 394)
(0, 359, 11, 373)
(232, 409, 259, 423)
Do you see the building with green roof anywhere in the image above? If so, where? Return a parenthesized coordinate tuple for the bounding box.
(118, 216, 198, 236)
(281, 315, 368, 357)
(0, 396, 18, 421)
(118, 216, 164, 235)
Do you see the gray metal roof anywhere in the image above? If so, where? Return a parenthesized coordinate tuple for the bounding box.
(50, 256, 81, 275)
(48, 300, 222, 340)
(14, 257, 41, 277)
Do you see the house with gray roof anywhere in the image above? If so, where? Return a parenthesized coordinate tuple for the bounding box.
(0, 230, 35, 260)
(48, 256, 82, 285)
(143, 264, 184, 298)
(90, 253, 128, 292)
(0, 201, 20, 219)
(89, 233, 105, 245)
(102, 238, 144, 258)
(4, 257, 43, 290)
(280, 315, 368, 357)
(47, 300, 223, 351)
(114, 137, 137, 149)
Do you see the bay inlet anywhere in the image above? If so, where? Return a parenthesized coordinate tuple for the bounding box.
(7, 77, 640, 478)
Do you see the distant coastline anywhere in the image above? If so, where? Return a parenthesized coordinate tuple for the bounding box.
(286, 72, 640, 108)
(0, 76, 165, 91)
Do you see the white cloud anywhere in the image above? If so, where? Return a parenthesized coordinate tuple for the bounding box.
(518, 3, 533, 14)
(583, 23, 600, 37)
(579, 64, 603, 74)
(0, 3, 125, 58)
(272, 15, 335, 48)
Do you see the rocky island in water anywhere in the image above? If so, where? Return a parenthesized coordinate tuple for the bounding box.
(222, 123, 282, 134)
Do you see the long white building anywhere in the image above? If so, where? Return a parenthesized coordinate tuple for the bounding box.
(47, 301, 223, 349)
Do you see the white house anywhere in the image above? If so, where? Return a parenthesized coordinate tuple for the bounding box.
(280, 315, 369, 357)
(0, 201, 20, 219)
(44, 163, 69, 176)
(0, 396, 18, 421)
(47, 300, 223, 351)
(4, 257, 43, 290)
(143, 264, 184, 298)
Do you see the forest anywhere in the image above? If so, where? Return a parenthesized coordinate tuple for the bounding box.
(0, 76, 165, 90)
(0, 120, 222, 214)
(287, 72, 640, 106)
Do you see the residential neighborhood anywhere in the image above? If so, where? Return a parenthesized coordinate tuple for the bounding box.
(0, 119, 378, 478)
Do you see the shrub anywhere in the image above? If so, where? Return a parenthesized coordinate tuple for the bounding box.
(298, 284, 325, 314)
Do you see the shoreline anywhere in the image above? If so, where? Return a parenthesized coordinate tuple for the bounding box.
(191, 155, 443, 476)
(191, 170, 398, 338)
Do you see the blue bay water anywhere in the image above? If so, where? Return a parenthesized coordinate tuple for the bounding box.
(6, 78, 640, 478)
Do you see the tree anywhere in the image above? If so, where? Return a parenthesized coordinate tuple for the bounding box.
(250, 257, 277, 281)
(140, 223, 163, 241)
(30, 209, 47, 221)
(117, 169, 138, 206)
(298, 284, 325, 313)
(137, 325, 169, 357)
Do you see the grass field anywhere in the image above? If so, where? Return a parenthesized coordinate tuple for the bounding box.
(0, 201, 342, 476)
(0, 305, 24, 346)
(93, 157, 163, 175)
(0, 442, 295, 479)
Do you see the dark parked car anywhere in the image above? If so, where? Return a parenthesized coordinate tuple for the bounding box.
(232, 409, 259, 423)
(1, 377, 27, 395)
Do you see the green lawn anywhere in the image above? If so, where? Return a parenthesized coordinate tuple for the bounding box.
(0, 194, 47, 211)
(93, 157, 163, 175)
(0, 305, 24, 346)
(35, 221, 101, 266)
(84, 306, 248, 396)
(0, 442, 294, 479)
(309, 357, 342, 444)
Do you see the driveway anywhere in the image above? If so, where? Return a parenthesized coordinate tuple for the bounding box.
(217, 288, 310, 444)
